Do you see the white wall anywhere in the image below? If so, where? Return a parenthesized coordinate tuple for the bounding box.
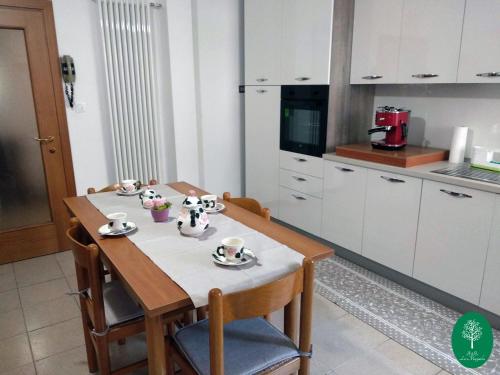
(192, 0, 244, 196)
(374, 84, 500, 157)
(52, 0, 244, 195)
(52, 0, 115, 195)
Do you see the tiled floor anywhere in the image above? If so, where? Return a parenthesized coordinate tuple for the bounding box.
(0, 252, 448, 375)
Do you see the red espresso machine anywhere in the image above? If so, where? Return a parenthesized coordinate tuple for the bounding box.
(368, 106, 410, 150)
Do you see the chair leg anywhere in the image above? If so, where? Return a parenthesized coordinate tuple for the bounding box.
(196, 306, 208, 321)
(95, 335, 112, 375)
(182, 311, 193, 326)
(81, 310, 98, 372)
(299, 357, 310, 375)
(165, 338, 175, 375)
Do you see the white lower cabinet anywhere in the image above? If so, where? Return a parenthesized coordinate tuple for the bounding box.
(362, 171, 422, 275)
(245, 86, 280, 217)
(479, 195, 500, 315)
(321, 161, 367, 254)
(413, 180, 495, 304)
(279, 186, 322, 236)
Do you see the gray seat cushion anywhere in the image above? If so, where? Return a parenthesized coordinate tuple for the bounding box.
(102, 280, 144, 327)
(173, 317, 300, 375)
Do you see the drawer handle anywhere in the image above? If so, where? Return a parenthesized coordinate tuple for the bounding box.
(440, 189, 472, 198)
(362, 75, 383, 80)
(381, 176, 405, 183)
(256, 89, 267, 93)
(476, 72, 500, 78)
(292, 194, 306, 200)
(256, 78, 268, 82)
(294, 157, 307, 162)
(295, 77, 311, 81)
(335, 166, 354, 172)
(411, 73, 439, 79)
(292, 176, 307, 182)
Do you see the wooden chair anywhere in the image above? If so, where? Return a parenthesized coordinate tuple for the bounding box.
(166, 258, 314, 375)
(222, 192, 271, 221)
(66, 217, 148, 374)
(87, 179, 158, 194)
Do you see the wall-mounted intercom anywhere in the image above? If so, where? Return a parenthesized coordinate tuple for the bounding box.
(60, 55, 75, 108)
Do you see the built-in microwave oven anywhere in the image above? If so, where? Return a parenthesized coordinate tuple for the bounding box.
(280, 85, 329, 157)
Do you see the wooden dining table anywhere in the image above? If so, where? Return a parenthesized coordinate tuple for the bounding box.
(63, 181, 333, 375)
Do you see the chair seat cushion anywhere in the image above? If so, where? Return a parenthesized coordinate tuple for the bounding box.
(102, 280, 144, 327)
(173, 317, 300, 375)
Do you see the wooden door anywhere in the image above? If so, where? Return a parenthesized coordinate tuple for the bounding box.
(397, 0, 465, 83)
(0, 0, 75, 264)
(362, 170, 422, 276)
(321, 161, 367, 254)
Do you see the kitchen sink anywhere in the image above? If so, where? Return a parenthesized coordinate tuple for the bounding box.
(432, 164, 500, 185)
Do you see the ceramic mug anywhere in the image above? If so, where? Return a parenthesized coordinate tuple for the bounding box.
(217, 237, 244, 262)
(107, 212, 128, 233)
(121, 179, 141, 193)
(201, 194, 217, 210)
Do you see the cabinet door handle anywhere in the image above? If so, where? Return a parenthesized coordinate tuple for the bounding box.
(362, 75, 383, 80)
(256, 78, 268, 82)
(292, 194, 306, 200)
(294, 157, 307, 162)
(440, 189, 472, 198)
(380, 176, 405, 183)
(411, 73, 439, 79)
(335, 166, 354, 172)
(292, 176, 307, 182)
(34, 136, 55, 144)
(295, 77, 311, 81)
(256, 89, 267, 93)
(476, 72, 500, 78)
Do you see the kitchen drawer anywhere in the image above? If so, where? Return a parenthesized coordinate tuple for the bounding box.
(279, 169, 323, 198)
(278, 186, 322, 236)
(279, 150, 323, 178)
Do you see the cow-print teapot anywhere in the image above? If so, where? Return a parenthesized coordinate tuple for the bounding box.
(139, 188, 161, 209)
(177, 190, 209, 237)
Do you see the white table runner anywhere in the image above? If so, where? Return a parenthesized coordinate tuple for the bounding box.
(87, 185, 304, 307)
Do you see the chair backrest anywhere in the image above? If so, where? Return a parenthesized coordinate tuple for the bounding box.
(66, 218, 107, 332)
(208, 258, 314, 375)
(222, 192, 271, 221)
(87, 179, 158, 194)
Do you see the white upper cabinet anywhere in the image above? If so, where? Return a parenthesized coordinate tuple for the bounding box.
(480, 195, 500, 315)
(245, 86, 281, 216)
(397, 0, 465, 83)
(244, 0, 283, 85)
(413, 181, 494, 304)
(280, 0, 333, 85)
(350, 0, 404, 84)
(458, 0, 500, 83)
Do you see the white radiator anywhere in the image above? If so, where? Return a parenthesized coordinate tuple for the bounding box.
(97, 0, 160, 183)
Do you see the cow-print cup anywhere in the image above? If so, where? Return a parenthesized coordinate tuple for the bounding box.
(106, 212, 128, 233)
(201, 194, 217, 210)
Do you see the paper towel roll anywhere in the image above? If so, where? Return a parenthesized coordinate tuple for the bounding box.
(449, 126, 468, 164)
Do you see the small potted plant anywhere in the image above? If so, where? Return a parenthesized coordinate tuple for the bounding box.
(150, 197, 172, 222)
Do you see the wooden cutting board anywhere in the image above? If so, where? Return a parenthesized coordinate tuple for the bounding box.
(335, 144, 449, 168)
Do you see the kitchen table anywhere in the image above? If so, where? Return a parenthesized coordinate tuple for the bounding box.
(63, 181, 333, 375)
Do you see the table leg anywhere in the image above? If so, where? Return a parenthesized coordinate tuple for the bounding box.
(145, 314, 167, 375)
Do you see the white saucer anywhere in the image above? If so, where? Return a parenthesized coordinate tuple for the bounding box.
(116, 189, 144, 196)
(205, 202, 225, 214)
(212, 248, 255, 266)
(98, 222, 137, 236)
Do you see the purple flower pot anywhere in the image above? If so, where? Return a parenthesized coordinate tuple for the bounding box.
(151, 208, 169, 222)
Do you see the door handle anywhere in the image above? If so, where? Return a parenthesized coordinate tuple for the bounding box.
(335, 166, 354, 172)
(411, 73, 439, 79)
(291, 194, 306, 200)
(362, 75, 383, 80)
(476, 72, 500, 78)
(34, 136, 55, 144)
(256, 89, 267, 93)
(440, 189, 472, 198)
(256, 78, 268, 82)
(294, 157, 307, 162)
(292, 176, 307, 182)
(295, 77, 311, 81)
(380, 176, 405, 183)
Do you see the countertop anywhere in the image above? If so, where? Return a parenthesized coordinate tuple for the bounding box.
(323, 153, 500, 195)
